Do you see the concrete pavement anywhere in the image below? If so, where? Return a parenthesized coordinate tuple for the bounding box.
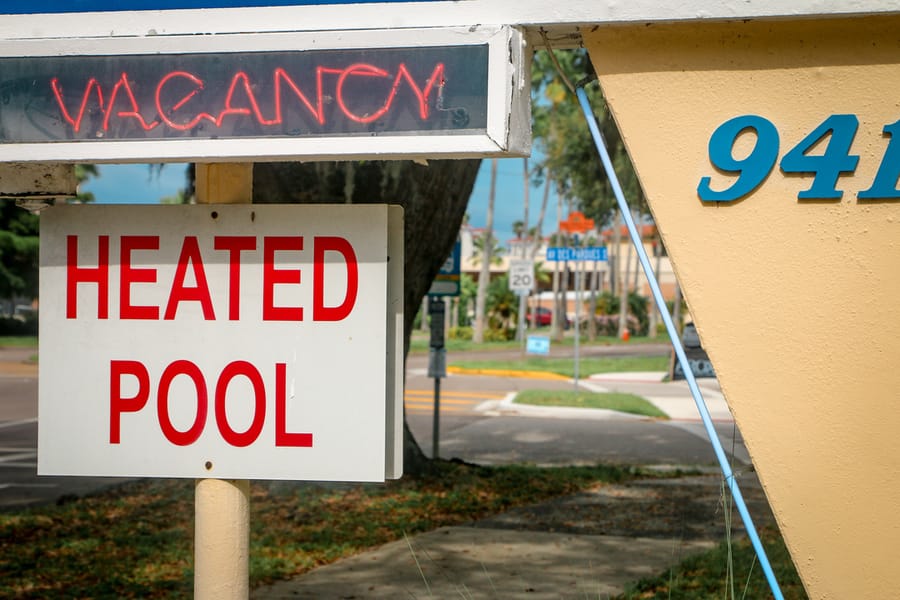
(254, 367, 773, 599)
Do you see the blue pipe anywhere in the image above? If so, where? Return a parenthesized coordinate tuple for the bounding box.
(575, 85, 784, 600)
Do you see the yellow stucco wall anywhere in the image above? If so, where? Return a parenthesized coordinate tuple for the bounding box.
(585, 16, 900, 599)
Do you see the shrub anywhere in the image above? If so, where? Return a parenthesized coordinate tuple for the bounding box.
(0, 315, 38, 336)
(483, 327, 515, 342)
(447, 326, 473, 341)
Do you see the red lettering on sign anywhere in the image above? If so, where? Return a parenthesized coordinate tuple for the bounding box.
(214, 236, 256, 320)
(263, 236, 303, 321)
(51, 78, 104, 134)
(104, 73, 159, 131)
(120, 235, 160, 320)
(275, 362, 313, 447)
(215, 361, 266, 448)
(51, 62, 446, 135)
(66, 234, 109, 319)
(108, 360, 314, 448)
(157, 360, 207, 446)
(164, 236, 215, 320)
(109, 360, 150, 444)
(155, 71, 217, 131)
(313, 236, 359, 322)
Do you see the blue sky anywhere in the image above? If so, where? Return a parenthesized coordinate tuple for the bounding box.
(81, 159, 562, 245)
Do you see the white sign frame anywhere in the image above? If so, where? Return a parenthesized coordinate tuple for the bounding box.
(0, 26, 529, 163)
(38, 204, 403, 482)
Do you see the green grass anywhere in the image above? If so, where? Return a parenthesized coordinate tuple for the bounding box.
(408, 332, 667, 354)
(0, 462, 636, 599)
(451, 355, 670, 378)
(616, 526, 808, 599)
(514, 389, 668, 418)
(0, 336, 38, 348)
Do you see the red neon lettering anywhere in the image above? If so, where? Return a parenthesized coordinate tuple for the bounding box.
(263, 236, 303, 321)
(215, 361, 266, 448)
(157, 360, 207, 446)
(164, 236, 215, 320)
(275, 362, 313, 447)
(396, 62, 445, 120)
(214, 236, 256, 320)
(66, 235, 109, 320)
(217, 71, 278, 127)
(51, 78, 104, 133)
(109, 360, 150, 444)
(120, 236, 160, 320)
(274, 67, 325, 125)
(104, 73, 159, 131)
(336, 64, 390, 124)
(55, 61, 445, 135)
(155, 71, 217, 131)
(313, 236, 358, 322)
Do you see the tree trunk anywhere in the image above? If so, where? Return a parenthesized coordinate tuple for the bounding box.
(614, 210, 629, 338)
(473, 159, 497, 343)
(253, 159, 480, 473)
(647, 231, 663, 339)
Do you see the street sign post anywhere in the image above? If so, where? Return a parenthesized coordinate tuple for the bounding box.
(39, 203, 403, 482)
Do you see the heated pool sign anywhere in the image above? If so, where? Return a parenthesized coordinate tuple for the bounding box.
(38, 204, 403, 481)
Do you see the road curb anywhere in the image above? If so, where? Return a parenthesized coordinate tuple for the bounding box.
(447, 366, 570, 381)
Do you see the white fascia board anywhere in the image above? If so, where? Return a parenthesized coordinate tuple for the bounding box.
(0, 134, 524, 164)
(0, 26, 530, 163)
(1, 1, 897, 41)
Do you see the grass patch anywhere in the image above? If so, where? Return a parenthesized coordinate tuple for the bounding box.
(0, 336, 38, 348)
(515, 389, 668, 418)
(451, 355, 669, 378)
(617, 526, 808, 599)
(408, 333, 666, 354)
(0, 462, 636, 598)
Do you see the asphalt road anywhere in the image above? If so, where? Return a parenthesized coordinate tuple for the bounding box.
(0, 342, 746, 510)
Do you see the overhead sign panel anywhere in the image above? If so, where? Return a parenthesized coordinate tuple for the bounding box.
(0, 26, 529, 162)
(2, 47, 486, 143)
(2, 0, 439, 13)
(39, 204, 403, 482)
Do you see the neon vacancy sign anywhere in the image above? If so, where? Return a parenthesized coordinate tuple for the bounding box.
(3, 48, 484, 142)
(0, 27, 529, 162)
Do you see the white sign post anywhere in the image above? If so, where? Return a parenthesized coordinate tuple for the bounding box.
(39, 203, 403, 482)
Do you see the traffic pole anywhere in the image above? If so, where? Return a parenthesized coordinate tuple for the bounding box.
(194, 163, 252, 599)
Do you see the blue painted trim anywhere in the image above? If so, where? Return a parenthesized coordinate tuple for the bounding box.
(2, 0, 436, 15)
(576, 85, 786, 600)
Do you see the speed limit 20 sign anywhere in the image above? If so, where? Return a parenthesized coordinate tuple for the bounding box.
(508, 259, 534, 294)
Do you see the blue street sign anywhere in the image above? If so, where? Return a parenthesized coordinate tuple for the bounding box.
(2, 0, 436, 14)
(546, 246, 608, 262)
(428, 239, 461, 297)
(526, 335, 550, 356)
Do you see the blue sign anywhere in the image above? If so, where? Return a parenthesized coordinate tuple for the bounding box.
(526, 335, 550, 356)
(546, 247, 608, 262)
(428, 240, 461, 297)
(2, 0, 436, 14)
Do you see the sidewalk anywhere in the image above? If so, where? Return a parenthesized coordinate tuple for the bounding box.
(254, 371, 771, 599)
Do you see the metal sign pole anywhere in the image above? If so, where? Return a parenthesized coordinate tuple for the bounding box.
(428, 298, 447, 459)
(194, 163, 252, 600)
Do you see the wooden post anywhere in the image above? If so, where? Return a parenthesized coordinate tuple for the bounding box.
(193, 163, 252, 599)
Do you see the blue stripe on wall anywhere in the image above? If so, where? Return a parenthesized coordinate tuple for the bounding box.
(2, 0, 439, 15)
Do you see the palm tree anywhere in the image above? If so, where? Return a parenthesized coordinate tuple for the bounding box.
(473, 159, 497, 343)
